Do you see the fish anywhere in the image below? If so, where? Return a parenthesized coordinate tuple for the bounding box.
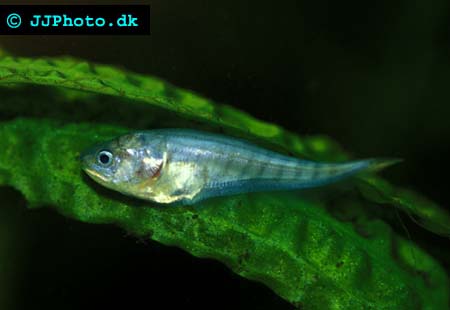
(80, 129, 400, 205)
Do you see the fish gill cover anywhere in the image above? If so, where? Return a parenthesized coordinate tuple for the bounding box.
(0, 51, 448, 309)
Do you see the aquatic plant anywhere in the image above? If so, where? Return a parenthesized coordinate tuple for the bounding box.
(0, 54, 448, 308)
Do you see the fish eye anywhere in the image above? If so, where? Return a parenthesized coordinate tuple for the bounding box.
(97, 150, 113, 166)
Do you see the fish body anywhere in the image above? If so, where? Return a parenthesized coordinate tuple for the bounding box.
(81, 129, 398, 205)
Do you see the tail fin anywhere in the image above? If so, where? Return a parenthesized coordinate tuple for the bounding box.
(366, 158, 403, 172)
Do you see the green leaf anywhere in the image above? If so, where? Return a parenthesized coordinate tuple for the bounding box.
(0, 55, 448, 308)
(1, 118, 448, 309)
(357, 176, 450, 238)
(0, 56, 346, 160)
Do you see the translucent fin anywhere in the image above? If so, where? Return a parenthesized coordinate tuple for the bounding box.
(367, 158, 403, 172)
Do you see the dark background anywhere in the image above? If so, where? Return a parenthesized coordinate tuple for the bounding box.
(1, 0, 450, 309)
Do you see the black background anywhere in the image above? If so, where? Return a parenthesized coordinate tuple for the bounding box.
(1, 0, 450, 309)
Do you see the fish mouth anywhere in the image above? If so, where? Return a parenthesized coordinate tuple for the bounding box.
(83, 166, 107, 181)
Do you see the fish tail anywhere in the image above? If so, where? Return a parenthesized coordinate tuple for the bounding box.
(365, 157, 403, 172)
(290, 157, 402, 189)
(336, 157, 403, 177)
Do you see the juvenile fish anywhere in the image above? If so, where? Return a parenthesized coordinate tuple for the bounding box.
(80, 129, 399, 205)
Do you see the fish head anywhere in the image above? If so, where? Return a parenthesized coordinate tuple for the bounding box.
(80, 133, 164, 196)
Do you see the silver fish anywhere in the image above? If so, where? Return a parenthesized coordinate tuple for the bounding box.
(80, 129, 399, 205)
